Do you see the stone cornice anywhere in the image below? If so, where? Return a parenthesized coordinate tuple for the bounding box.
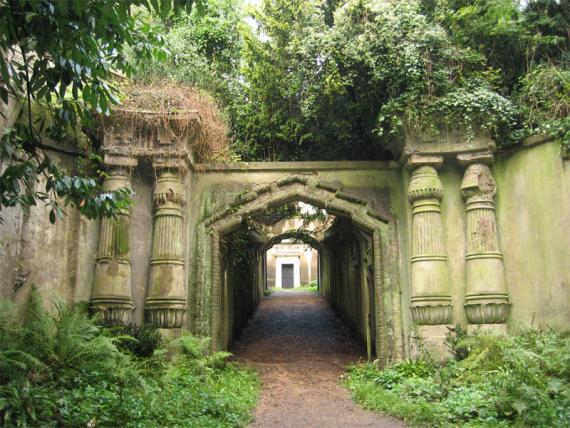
(101, 109, 199, 171)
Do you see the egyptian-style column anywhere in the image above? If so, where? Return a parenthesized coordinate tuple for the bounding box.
(145, 169, 187, 328)
(91, 164, 135, 324)
(408, 165, 452, 326)
(461, 163, 509, 330)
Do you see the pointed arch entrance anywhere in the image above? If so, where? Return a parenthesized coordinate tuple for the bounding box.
(192, 175, 404, 368)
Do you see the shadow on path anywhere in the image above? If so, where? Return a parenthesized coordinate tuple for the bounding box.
(232, 290, 406, 428)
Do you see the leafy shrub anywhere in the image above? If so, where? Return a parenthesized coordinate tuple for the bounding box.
(104, 322, 162, 358)
(345, 329, 570, 427)
(519, 65, 570, 154)
(445, 324, 470, 360)
(0, 289, 260, 427)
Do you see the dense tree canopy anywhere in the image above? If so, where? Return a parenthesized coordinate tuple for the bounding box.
(136, 0, 568, 161)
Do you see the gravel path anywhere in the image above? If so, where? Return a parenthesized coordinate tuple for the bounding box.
(232, 290, 406, 428)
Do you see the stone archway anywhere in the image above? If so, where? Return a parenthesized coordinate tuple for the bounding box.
(194, 174, 404, 368)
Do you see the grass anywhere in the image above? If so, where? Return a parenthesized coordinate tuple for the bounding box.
(0, 289, 260, 427)
(265, 281, 319, 295)
(343, 328, 570, 427)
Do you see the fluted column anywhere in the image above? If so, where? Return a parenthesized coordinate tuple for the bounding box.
(91, 167, 135, 324)
(145, 169, 186, 328)
(408, 165, 452, 325)
(461, 163, 509, 327)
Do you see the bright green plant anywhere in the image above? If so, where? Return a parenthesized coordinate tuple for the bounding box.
(345, 329, 570, 427)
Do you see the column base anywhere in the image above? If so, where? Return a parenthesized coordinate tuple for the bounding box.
(411, 325, 452, 362)
(91, 297, 134, 325)
(465, 300, 509, 324)
(411, 303, 452, 325)
(145, 298, 186, 328)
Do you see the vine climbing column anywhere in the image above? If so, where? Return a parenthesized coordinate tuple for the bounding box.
(408, 162, 451, 357)
(461, 162, 510, 332)
(145, 169, 187, 329)
(91, 161, 136, 324)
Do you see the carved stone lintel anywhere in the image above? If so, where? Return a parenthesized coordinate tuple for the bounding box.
(102, 109, 197, 171)
(406, 154, 444, 169)
(103, 154, 138, 169)
(457, 150, 494, 167)
(152, 155, 190, 173)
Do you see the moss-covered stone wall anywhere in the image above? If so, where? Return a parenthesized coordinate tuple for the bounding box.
(493, 142, 570, 331)
(0, 142, 567, 360)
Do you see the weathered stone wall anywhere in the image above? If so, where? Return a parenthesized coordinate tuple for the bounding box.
(0, 139, 567, 361)
(325, 222, 371, 348)
(0, 153, 99, 308)
(0, 156, 156, 323)
(493, 142, 570, 331)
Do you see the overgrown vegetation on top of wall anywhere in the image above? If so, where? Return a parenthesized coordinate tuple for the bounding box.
(118, 81, 232, 161)
(343, 328, 570, 427)
(0, 290, 259, 427)
(134, 0, 569, 161)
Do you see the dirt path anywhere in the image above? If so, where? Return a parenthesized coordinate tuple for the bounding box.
(232, 290, 406, 428)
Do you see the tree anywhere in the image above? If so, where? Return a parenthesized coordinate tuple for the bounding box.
(134, 0, 243, 100)
(231, 0, 517, 161)
(0, 0, 198, 223)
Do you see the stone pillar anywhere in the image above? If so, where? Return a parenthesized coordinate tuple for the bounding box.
(408, 164, 451, 359)
(408, 165, 452, 324)
(461, 163, 509, 331)
(91, 166, 135, 324)
(145, 169, 186, 328)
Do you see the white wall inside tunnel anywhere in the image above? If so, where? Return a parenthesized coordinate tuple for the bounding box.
(266, 241, 318, 288)
(275, 257, 300, 288)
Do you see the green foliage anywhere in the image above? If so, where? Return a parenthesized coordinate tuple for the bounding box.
(131, 0, 244, 140)
(445, 324, 469, 360)
(103, 322, 162, 358)
(519, 64, 570, 152)
(345, 329, 570, 427)
(231, 0, 523, 160)
(128, 0, 568, 160)
(300, 281, 319, 293)
(0, 289, 259, 427)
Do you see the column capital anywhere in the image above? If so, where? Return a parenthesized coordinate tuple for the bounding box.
(103, 154, 138, 169)
(153, 169, 185, 207)
(461, 163, 496, 201)
(408, 165, 444, 203)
